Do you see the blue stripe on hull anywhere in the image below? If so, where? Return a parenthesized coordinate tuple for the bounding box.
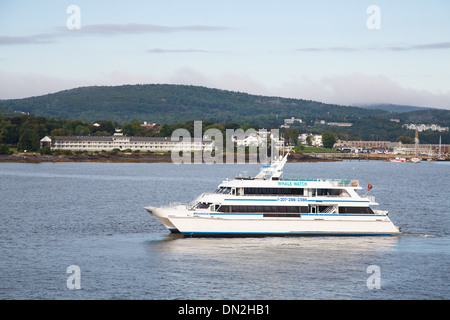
(180, 231, 394, 237)
(204, 212, 387, 217)
(308, 200, 370, 203)
(224, 199, 278, 201)
(224, 199, 370, 203)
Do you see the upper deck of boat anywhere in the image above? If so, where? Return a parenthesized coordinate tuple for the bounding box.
(220, 176, 362, 189)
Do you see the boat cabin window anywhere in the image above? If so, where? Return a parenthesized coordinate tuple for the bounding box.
(316, 189, 344, 196)
(215, 187, 232, 194)
(217, 205, 308, 213)
(309, 205, 335, 213)
(243, 187, 304, 196)
(195, 202, 211, 209)
(311, 188, 348, 197)
(339, 207, 374, 214)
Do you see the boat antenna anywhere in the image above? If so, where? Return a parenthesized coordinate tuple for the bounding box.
(362, 183, 373, 197)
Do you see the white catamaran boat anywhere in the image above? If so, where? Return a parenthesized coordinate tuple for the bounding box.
(145, 152, 401, 236)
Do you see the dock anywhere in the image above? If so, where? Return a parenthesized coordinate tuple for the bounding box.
(296, 153, 448, 162)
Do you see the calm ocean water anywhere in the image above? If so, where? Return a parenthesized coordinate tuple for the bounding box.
(0, 160, 449, 300)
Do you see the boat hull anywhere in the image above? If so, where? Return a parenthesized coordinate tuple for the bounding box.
(165, 212, 401, 237)
(145, 206, 179, 233)
(170, 217, 400, 235)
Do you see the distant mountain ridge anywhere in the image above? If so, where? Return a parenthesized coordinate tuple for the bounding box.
(0, 84, 448, 128)
(356, 103, 431, 113)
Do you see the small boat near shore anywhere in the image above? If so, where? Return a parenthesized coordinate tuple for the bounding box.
(389, 157, 406, 162)
(437, 136, 445, 161)
(410, 130, 421, 163)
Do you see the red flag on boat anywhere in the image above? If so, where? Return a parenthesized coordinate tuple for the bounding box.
(368, 183, 373, 191)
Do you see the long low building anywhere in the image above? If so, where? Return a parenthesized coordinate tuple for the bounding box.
(40, 132, 214, 152)
(334, 140, 395, 150)
(334, 140, 449, 155)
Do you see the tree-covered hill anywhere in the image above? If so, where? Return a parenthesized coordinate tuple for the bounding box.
(0, 84, 448, 139)
(0, 84, 393, 126)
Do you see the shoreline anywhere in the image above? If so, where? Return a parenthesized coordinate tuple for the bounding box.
(1, 152, 445, 163)
(0, 152, 331, 163)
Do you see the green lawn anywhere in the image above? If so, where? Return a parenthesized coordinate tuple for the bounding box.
(294, 146, 340, 153)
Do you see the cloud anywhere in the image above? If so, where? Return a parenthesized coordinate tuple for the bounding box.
(296, 46, 359, 52)
(0, 23, 232, 45)
(168, 67, 270, 96)
(0, 72, 86, 99)
(72, 23, 231, 35)
(297, 41, 450, 52)
(273, 73, 450, 109)
(167, 69, 450, 110)
(0, 34, 57, 45)
(1, 70, 449, 110)
(97, 71, 158, 86)
(147, 48, 221, 54)
(0, 71, 159, 99)
(386, 42, 450, 51)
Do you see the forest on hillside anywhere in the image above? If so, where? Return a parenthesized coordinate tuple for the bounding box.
(2, 84, 448, 127)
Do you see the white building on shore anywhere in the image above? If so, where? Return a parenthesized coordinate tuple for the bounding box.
(402, 123, 448, 132)
(41, 131, 213, 152)
(298, 133, 323, 147)
(231, 132, 265, 147)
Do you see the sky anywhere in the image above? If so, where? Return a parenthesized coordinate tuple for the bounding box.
(1, 0, 450, 110)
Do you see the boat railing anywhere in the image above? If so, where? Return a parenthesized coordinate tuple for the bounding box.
(281, 178, 358, 187)
(282, 178, 321, 182)
(329, 179, 359, 187)
(186, 192, 209, 209)
(157, 202, 189, 209)
(362, 195, 376, 203)
(168, 202, 183, 207)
